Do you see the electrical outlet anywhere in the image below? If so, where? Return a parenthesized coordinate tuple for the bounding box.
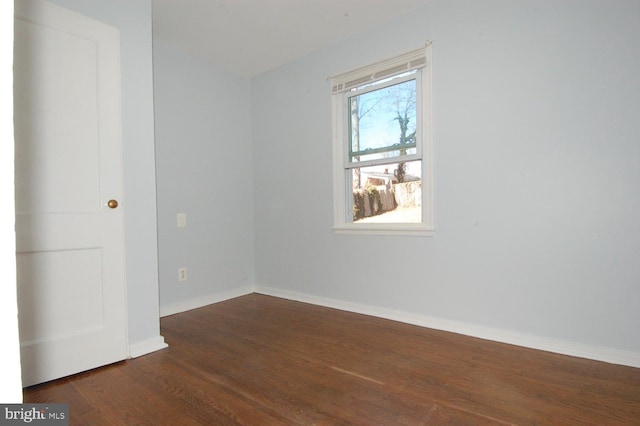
(178, 267, 188, 281)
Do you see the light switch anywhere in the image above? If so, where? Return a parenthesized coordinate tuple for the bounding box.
(177, 213, 187, 227)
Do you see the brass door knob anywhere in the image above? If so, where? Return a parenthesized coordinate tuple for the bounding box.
(107, 199, 119, 209)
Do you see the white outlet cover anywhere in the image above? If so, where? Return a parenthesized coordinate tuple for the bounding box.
(178, 267, 188, 281)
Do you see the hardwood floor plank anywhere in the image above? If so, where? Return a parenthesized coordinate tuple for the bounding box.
(24, 294, 640, 424)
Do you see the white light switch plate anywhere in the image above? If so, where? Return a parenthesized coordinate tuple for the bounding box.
(177, 213, 187, 227)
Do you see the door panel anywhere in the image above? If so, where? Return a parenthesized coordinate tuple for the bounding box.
(14, 0, 127, 387)
(17, 249, 104, 343)
(14, 20, 100, 214)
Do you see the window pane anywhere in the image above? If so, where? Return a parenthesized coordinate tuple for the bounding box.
(351, 161, 422, 223)
(349, 79, 417, 162)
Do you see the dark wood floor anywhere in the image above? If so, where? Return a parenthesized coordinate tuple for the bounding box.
(24, 294, 640, 425)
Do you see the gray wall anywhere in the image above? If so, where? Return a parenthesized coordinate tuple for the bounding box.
(251, 0, 640, 358)
(47, 0, 163, 351)
(153, 40, 255, 314)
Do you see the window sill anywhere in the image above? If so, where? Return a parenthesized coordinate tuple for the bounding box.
(333, 224, 434, 237)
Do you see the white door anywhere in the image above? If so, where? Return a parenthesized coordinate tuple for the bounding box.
(14, 0, 128, 387)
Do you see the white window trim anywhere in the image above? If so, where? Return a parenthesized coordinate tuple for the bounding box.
(331, 43, 434, 236)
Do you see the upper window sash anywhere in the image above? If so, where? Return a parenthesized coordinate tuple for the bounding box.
(346, 72, 419, 162)
(344, 72, 423, 169)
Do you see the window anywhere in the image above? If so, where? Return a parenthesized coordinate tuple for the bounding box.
(331, 44, 433, 235)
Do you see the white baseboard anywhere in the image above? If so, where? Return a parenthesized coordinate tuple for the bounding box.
(160, 285, 255, 317)
(255, 286, 640, 369)
(129, 335, 169, 358)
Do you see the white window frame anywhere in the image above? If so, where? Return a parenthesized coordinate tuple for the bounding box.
(331, 43, 434, 236)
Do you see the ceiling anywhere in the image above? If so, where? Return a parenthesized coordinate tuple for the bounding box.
(152, 0, 427, 78)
